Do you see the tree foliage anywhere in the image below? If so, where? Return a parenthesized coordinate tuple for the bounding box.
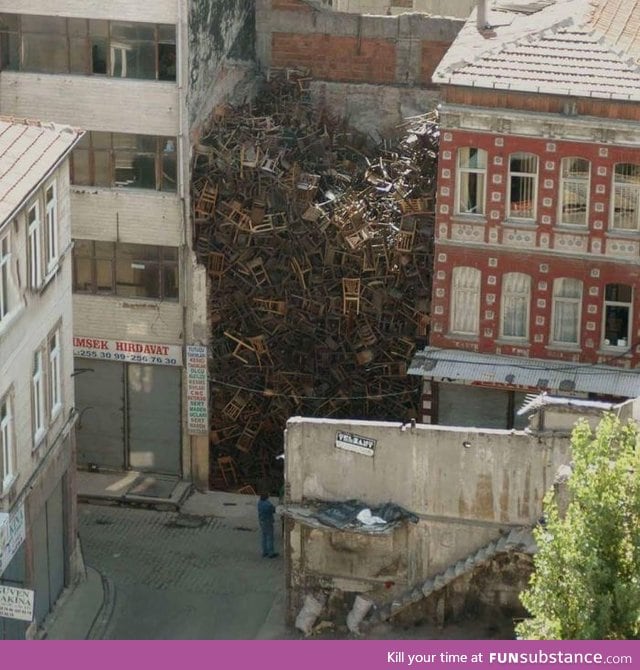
(517, 413, 640, 640)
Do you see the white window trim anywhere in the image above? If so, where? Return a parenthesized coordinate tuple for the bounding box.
(28, 202, 42, 289)
(611, 163, 640, 232)
(455, 148, 487, 216)
(45, 182, 59, 275)
(450, 266, 481, 336)
(1, 392, 16, 493)
(0, 229, 12, 322)
(558, 157, 590, 227)
(32, 349, 46, 447)
(507, 153, 538, 222)
(550, 278, 582, 346)
(500, 273, 531, 340)
(49, 328, 62, 419)
(602, 287, 632, 349)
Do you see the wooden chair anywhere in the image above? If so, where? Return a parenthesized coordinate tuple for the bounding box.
(342, 278, 361, 315)
(216, 456, 238, 488)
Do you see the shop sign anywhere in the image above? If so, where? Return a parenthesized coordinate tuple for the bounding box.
(335, 431, 376, 457)
(0, 504, 26, 576)
(73, 337, 183, 366)
(186, 345, 208, 435)
(0, 585, 34, 621)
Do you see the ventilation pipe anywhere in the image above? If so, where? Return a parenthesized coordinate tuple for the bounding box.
(477, 0, 489, 30)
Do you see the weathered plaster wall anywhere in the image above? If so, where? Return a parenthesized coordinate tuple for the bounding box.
(333, 1, 476, 18)
(187, 0, 257, 137)
(284, 417, 571, 622)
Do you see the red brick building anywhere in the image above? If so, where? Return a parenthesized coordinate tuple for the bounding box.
(410, 0, 640, 427)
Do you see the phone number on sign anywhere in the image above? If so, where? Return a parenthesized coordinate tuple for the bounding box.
(74, 349, 178, 366)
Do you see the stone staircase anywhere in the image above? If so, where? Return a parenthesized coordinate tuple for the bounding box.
(360, 526, 537, 628)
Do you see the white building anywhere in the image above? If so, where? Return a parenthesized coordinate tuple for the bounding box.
(0, 1, 254, 487)
(0, 117, 82, 639)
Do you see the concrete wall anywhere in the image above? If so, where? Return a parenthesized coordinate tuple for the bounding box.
(333, 0, 476, 18)
(0, 0, 178, 23)
(187, 0, 257, 136)
(284, 417, 571, 621)
(256, 0, 463, 87)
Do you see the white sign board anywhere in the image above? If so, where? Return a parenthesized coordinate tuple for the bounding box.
(335, 431, 377, 457)
(0, 585, 34, 621)
(73, 336, 183, 367)
(0, 504, 26, 576)
(186, 345, 208, 434)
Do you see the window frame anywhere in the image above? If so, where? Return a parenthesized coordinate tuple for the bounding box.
(450, 266, 481, 336)
(455, 147, 487, 216)
(1, 391, 15, 493)
(28, 201, 42, 290)
(550, 278, 583, 346)
(48, 327, 62, 419)
(32, 348, 47, 447)
(508, 152, 538, 222)
(45, 181, 58, 274)
(559, 157, 590, 227)
(602, 283, 632, 348)
(500, 272, 531, 340)
(0, 229, 11, 322)
(611, 163, 640, 232)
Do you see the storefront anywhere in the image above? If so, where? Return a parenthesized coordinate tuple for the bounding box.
(73, 337, 182, 475)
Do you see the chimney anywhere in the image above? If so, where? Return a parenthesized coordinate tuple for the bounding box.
(477, 0, 489, 30)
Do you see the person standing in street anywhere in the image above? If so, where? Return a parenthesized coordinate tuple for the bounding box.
(257, 493, 278, 558)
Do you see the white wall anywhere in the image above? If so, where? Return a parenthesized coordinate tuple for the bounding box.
(0, 73, 179, 137)
(70, 189, 182, 247)
(72, 295, 183, 344)
(0, 162, 75, 506)
(333, 0, 476, 17)
(0, 0, 178, 23)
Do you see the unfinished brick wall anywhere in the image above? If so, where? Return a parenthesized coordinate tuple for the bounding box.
(271, 34, 396, 84)
(256, 0, 464, 87)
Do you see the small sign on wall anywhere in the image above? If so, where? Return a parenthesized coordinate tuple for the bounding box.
(0, 585, 34, 622)
(186, 345, 208, 435)
(335, 431, 376, 457)
(0, 504, 26, 575)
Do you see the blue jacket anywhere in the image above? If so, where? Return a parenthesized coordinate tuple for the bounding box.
(258, 498, 276, 526)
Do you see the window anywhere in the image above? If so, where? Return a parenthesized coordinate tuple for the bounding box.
(551, 278, 582, 345)
(73, 241, 179, 301)
(28, 203, 42, 289)
(0, 231, 11, 321)
(603, 283, 632, 347)
(1, 393, 15, 491)
(508, 153, 538, 220)
(0, 14, 176, 81)
(456, 148, 486, 215)
(70, 132, 177, 191)
(559, 158, 589, 226)
(49, 329, 62, 418)
(450, 267, 481, 335)
(45, 183, 58, 273)
(32, 349, 46, 445)
(501, 272, 531, 339)
(612, 163, 640, 231)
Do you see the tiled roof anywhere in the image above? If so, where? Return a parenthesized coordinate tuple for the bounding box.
(433, 0, 640, 100)
(0, 118, 82, 228)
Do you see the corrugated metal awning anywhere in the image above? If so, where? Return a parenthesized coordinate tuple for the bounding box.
(409, 347, 640, 398)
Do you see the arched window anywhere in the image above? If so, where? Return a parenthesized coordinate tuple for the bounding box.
(551, 278, 583, 345)
(450, 267, 481, 335)
(612, 163, 640, 230)
(500, 272, 531, 339)
(456, 148, 487, 215)
(508, 153, 538, 220)
(559, 158, 589, 226)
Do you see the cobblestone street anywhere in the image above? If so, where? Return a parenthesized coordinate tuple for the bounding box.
(78, 501, 286, 639)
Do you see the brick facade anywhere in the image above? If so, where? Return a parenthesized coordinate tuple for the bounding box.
(431, 127, 640, 368)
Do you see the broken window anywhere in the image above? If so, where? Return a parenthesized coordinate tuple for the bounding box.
(0, 13, 175, 80)
(456, 147, 486, 215)
(559, 157, 589, 226)
(73, 241, 178, 301)
(70, 132, 178, 191)
(603, 283, 632, 348)
(508, 152, 538, 220)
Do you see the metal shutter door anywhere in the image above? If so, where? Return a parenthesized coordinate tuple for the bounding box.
(438, 383, 509, 429)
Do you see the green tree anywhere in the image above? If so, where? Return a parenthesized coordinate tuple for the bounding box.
(517, 413, 640, 640)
